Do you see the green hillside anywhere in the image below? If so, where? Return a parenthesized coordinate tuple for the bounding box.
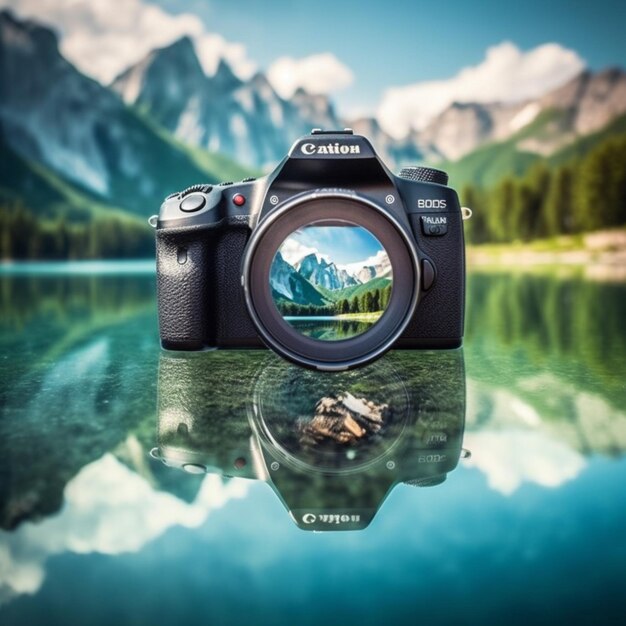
(462, 133, 626, 244)
(0, 135, 154, 259)
(441, 110, 626, 190)
(319, 277, 392, 302)
(0, 108, 253, 226)
(548, 113, 626, 166)
(127, 107, 255, 207)
(0, 111, 256, 259)
(272, 279, 331, 308)
(0, 134, 146, 224)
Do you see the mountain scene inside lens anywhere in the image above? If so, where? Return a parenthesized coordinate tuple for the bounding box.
(270, 222, 393, 341)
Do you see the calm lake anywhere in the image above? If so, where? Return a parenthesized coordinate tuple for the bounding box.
(285, 316, 375, 340)
(0, 264, 625, 625)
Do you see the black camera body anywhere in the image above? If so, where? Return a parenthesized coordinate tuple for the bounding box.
(156, 129, 466, 370)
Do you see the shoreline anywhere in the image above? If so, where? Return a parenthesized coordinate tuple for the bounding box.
(1, 228, 624, 282)
(284, 312, 383, 322)
(467, 228, 626, 280)
(0, 259, 156, 275)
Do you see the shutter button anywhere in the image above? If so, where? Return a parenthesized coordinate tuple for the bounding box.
(180, 194, 206, 212)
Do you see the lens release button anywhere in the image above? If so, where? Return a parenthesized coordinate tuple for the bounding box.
(421, 215, 448, 236)
(180, 194, 206, 212)
(422, 259, 436, 291)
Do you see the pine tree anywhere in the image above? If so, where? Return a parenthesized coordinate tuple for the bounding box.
(544, 165, 574, 235)
(578, 136, 626, 230)
(359, 292, 367, 313)
(461, 184, 488, 244)
(510, 182, 536, 241)
(527, 163, 552, 239)
(380, 284, 392, 310)
(350, 296, 359, 313)
(488, 178, 515, 242)
(372, 288, 380, 311)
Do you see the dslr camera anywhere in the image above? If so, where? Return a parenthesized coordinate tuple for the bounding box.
(155, 129, 468, 370)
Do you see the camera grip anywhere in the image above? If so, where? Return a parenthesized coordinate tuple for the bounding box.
(156, 231, 212, 350)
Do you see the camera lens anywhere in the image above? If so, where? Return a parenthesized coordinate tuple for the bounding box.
(270, 220, 393, 342)
(242, 191, 420, 370)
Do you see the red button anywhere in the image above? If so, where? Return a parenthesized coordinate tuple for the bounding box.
(232, 193, 246, 206)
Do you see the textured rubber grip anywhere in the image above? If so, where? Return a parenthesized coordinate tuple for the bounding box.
(156, 230, 211, 350)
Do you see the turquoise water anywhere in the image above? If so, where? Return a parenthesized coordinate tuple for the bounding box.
(0, 266, 625, 624)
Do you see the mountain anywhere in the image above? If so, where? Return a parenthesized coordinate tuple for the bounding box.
(419, 68, 626, 165)
(346, 117, 430, 166)
(441, 108, 626, 189)
(270, 251, 330, 306)
(0, 130, 148, 228)
(0, 10, 250, 218)
(366, 253, 392, 280)
(3, 7, 626, 253)
(297, 253, 359, 290)
(418, 101, 527, 162)
(111, 38, 341, 170)
(112, 27, 626, 183)
(269, 250, 393, 309)
(357, 266, 376, 283)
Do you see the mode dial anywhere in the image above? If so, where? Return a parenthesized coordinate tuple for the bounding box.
(399, 166, 448, 186)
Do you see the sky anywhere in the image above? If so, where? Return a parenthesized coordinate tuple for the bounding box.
(3, 0, 625, 136)
(279, 226, 385, 267)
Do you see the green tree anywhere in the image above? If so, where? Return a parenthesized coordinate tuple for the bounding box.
(359, 292, 367, 313)
(510, 181, 534, 241)
(544, 165, 574, 235)
(526, 162, 551, 239)
(380, 284, 392, 310)
(350, 296, 359, 313)
(577, 136, 626, 231)
(341, 298, 350, 314)
(461, 184, 489, 244)
(487, 177, 515, 242)
(372, 288, 381, 311)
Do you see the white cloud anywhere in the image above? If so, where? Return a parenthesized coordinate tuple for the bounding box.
(0, 453, 249, 603)
(340, 249, 390, 275)
(377, 41, 585, 138)
(279, 237, 328, 267)
(464, 429, 586, 496)
(267, 53, 354, 98)
(2, 0, 256, 83)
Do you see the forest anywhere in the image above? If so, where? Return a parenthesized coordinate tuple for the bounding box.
(0, 202, 154, 260)
(461, 135, 626, 243)
(276, 284, 393, 317)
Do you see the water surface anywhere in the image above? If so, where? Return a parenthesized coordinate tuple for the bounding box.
(0, 266, 625, 625)
(285, 317, 376, 340)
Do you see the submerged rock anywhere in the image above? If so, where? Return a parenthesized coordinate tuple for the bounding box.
(298, 392, 389, 445)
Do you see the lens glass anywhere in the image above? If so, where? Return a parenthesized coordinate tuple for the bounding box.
(270, 221, 393, 341)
